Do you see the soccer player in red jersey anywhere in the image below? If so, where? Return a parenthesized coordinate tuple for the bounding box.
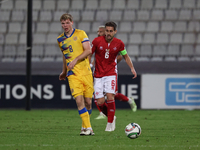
(90, 22, 137, 131)
(92, 26, 137, 120)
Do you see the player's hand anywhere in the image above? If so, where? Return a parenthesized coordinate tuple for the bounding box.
(68, 58, 78, 70)
(59, 72, 66, 80)
(131, 68, 137, 79)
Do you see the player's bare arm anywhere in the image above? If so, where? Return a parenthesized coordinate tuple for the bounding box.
(122, 54, 137, 79)
(117, 55, 123, 63)
(59, 54, 67, 80)
(68, 41, 92, 70)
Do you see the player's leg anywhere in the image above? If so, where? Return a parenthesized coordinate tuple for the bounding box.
(104, 75, 117, 131)
(115, 93, 137, 112)
(94, 98, 106, 119)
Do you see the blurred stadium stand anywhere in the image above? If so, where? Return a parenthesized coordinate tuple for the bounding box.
(0, 0, 200, 74)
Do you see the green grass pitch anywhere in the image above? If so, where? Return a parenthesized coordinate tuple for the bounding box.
(0, 109, 199, 150)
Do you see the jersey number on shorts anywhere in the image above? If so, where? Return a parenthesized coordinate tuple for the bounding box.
(111, 80, 115, 90)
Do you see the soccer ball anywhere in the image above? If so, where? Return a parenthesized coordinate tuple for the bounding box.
(125, 123, 141, 139)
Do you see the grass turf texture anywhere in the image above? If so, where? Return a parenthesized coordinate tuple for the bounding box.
(0, 109, 199, 150)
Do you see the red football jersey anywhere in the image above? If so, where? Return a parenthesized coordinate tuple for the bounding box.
(92, 36, 125, 78)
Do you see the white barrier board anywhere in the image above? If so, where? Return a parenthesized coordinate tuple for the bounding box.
(141, 74, 200, 109)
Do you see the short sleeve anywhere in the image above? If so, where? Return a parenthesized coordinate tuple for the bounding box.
(80, 30, 90, 43)
(119, 40, 125, 52)
(92, 38, 97, 54)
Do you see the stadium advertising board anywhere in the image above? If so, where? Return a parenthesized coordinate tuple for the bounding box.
(141, 74, 200, 109)
(0, 75, 140, 108)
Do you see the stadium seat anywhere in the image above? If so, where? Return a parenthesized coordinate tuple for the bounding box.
(173, 21, 187, 32)
(164, 56, 176, 61)
(0, 23, 7, 33)
(193, 10, 200, 20)
(157, 33, 169, 44)
(43, 0, 56, 10)
(161, 21, 173, 32)
(137, 10, 149, 21)
(146, 22, 159, 32)
(153, 45, 167, 56)
(92, 22, 104, 32)
(78, 22, 91, 32)
(32, 10, 39, 21)
(127, 45, 139, 57)
(22, 22, 35, 33)
(188, 21, 200, 32)
(99, 0, 112, 9)
(39, 11, 52, 22)
(5, 33, 18, 44)
(0, 34, 4, 45)
(179, 10, 191, 21)
(183, 0, 195, 9)
(11, 10, 24, 21)
(1, 0, 14, 10)
(109, 10, 122, 21)
(137, 57, 150, 61)
(71, 0, 84, 10)
(3, 45, 16, 57)
(82, 11, 95, 21)
(195, 45, 200, 55)
(129, 33, 142, 44)
(68, 11, 80, 21)
(19, 33, 26, 44)
(167, 45, 180, 56)
(183, 33, 196, 44)
(85, 0, 98, 10)
(53, 11, 66, 21)
(169, 0, 182, 9)
(140, 45, 152, 56)
(155, 0, 167, 9)
(116, 33, 128, 44)
(16, 45, 26, 57)
(181, 45, 194, 56)
(15, 0, 27, 10)
(113, 0, 126, 9)
(56, 0, 69, 10)
(8, 22, 21, 33)
(33, 0, 42, 10)
(36, 22, 49, 33)
(151, 10, 164, 20)
(141, 0, 153, 10)
(0, 10, 10, 21)
(33, 33, 46, 44)
(32, 45, 44, 57)
(165, 10, 178, 20)
(44, 45, 60, 57)
(151, 57, 163, 61)
(49, 22, 62, 33)
(55, 56, 63, 62)
(46, 33, 60, 44)
(133, 22, 146, 32)
(88, 33, 97, 42)
(123, 10, 136, 21)
(198, 1, 200, 8)
(119, 22, 132, 32)
(143, 33, 155, 44)
(15, 57, 26, 62)
(1, 57, 15, 62)
(96, 10, 108, 21)
(170, 33, 182, 44)
(0, 46, 3, 57)
(178, 56, 190, 61)
(127, 0, 139, 9)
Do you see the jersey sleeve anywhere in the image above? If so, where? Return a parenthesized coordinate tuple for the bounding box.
(80, 30, 90, 43)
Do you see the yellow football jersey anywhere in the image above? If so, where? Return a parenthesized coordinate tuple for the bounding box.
(57, 29, 92, 77)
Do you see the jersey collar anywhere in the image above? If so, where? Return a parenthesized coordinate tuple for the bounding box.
(64, 28, 75, 38)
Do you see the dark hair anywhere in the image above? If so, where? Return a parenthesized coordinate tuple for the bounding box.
(105, 21, 117, 31)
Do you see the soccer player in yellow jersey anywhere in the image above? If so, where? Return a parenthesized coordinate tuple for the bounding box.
(57, 13, 94, 136)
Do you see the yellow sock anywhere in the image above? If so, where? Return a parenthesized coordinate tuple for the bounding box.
(79, 108, 91, 129)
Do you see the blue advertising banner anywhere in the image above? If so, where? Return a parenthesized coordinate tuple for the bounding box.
(165, 78, 200, 106)
(0, 75, 140, 109)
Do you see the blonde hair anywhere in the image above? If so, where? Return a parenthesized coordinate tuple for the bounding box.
(60, 13, 73, 22)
